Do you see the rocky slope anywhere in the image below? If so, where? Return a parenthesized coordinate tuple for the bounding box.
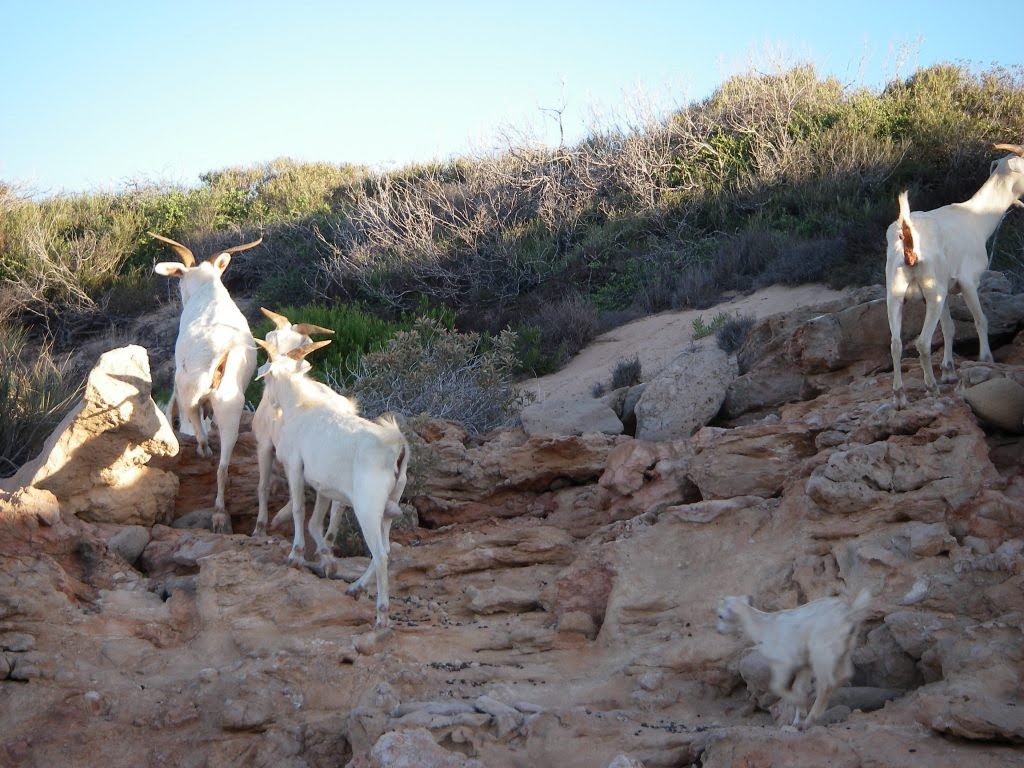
(2, 287, 1024, 767)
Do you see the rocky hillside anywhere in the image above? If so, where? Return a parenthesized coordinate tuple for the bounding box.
(2, 283, 1024, 767)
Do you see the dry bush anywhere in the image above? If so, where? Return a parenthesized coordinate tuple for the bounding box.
(334, 317, 529, 434)
(0, 324, 82, 476)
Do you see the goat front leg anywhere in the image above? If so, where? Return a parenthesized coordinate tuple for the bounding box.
(960, 280, 994, 363)
(253, 438, 274, 537)
(887, 286, 909, 408)
(285, 463, 307, 568)
(938, 301, 957, 383)
(210, 397, 244, 534)
(916, 293, 946, 396)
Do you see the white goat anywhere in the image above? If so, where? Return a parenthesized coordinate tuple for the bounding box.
(252, 307, 345, 537)
(255, 339, 409, 627)
(886, 143, 1024, 407)
(152, 232, 262, 533)
(716, 589, 872, 729)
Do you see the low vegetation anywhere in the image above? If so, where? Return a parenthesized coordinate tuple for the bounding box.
(0, 324, 82, 476)
(4, 61, 1024, 469)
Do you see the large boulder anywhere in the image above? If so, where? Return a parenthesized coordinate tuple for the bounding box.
(520, 397, 623, 437)
(634, 344, 738, 441)
(1, 345, 179, 526)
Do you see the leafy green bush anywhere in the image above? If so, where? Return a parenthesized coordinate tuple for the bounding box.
(337, 317, 529, 434)
(0, 324, 82, 476)
(692, 311, 731, 339)
(252, 303, 402, 375)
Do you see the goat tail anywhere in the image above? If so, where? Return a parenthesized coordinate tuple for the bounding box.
(375, 414, 410, 484)
(897, 191, 920, 267)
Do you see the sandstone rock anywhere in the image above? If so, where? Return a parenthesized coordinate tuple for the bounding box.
(409, 427, 624, 528)
(0, 345, 179, 526)
(474, 695, 523, 739)
(701, 723, 1022, 768)
(0, 486, 60, 526)
(369, 728, 485, 768)
(556, 611, 597, 638)
(688, 423, 817, 499)
(106, 525, 151, 565)
(829, 686, 902, 712)
(917, 686, 1024, 743)
(961, 377, 1024, 433)
(635, 344, 737, 441)
(171, 508, 214, 530)
(722, 355, 804, 419)
(520, 397, 623, 437)
(805, 400, 996, 518)
(464, 585, 540, 615)
(607, 755, 645, 768)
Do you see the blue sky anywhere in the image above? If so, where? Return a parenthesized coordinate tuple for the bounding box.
(1, 1, 1019, 194)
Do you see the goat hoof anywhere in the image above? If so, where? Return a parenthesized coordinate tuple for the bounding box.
(892, 388, 908, 409)
(375, 614, 390, 630)
(346, 583, 365, 599)
(320, 556, 343, 579)
(252, 522, 267, 537)
(211, 512, 231, 534)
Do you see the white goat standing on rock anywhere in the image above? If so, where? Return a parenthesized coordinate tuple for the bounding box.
(717, 589, 872, 729)
(152, 232, 262, 533)
(255, 339, 409, 628)
(886, 143, 1024, 408)
(251, 307, 346, 538)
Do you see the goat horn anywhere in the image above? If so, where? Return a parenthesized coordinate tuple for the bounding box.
(260, 307, 291, 330)
(148, 231, 195, 267)
(285, 340, 332, 361)
(993, 143, 1024, 158)
(207, 236, 264, 262)
(253, 338, 277, 361)
(292, 323, 335, 336)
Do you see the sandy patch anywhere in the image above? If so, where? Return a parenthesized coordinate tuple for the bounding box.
(522, 283, 846, 403)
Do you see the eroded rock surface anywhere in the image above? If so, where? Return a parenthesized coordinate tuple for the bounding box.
(3, 292, 1024, 767)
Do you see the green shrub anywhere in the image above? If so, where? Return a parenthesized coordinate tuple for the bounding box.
(0, 324, 83, 476)
(692, 311, 731, 340)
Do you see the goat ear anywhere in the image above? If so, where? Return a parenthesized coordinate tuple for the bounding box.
(990, 160, 1000, 176)
(1008, 157, 1024, 174)
(210, 252, 232, 273)
(155, 262, 187, 278)
(253, 338, 276, 361)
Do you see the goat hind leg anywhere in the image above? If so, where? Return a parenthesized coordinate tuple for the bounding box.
(939, 301, 958, 383)
(961, 281, 994, 363)
(887, 287, 909, 408)
(915, 294, 946, 396)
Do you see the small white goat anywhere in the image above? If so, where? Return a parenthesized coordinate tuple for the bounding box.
(717, 589, 872, 729)
(251, 307, 345, 538)
(886, 143, 1024, 407)
(255, 339, 409, 627)
(153, 232, 262, 533)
